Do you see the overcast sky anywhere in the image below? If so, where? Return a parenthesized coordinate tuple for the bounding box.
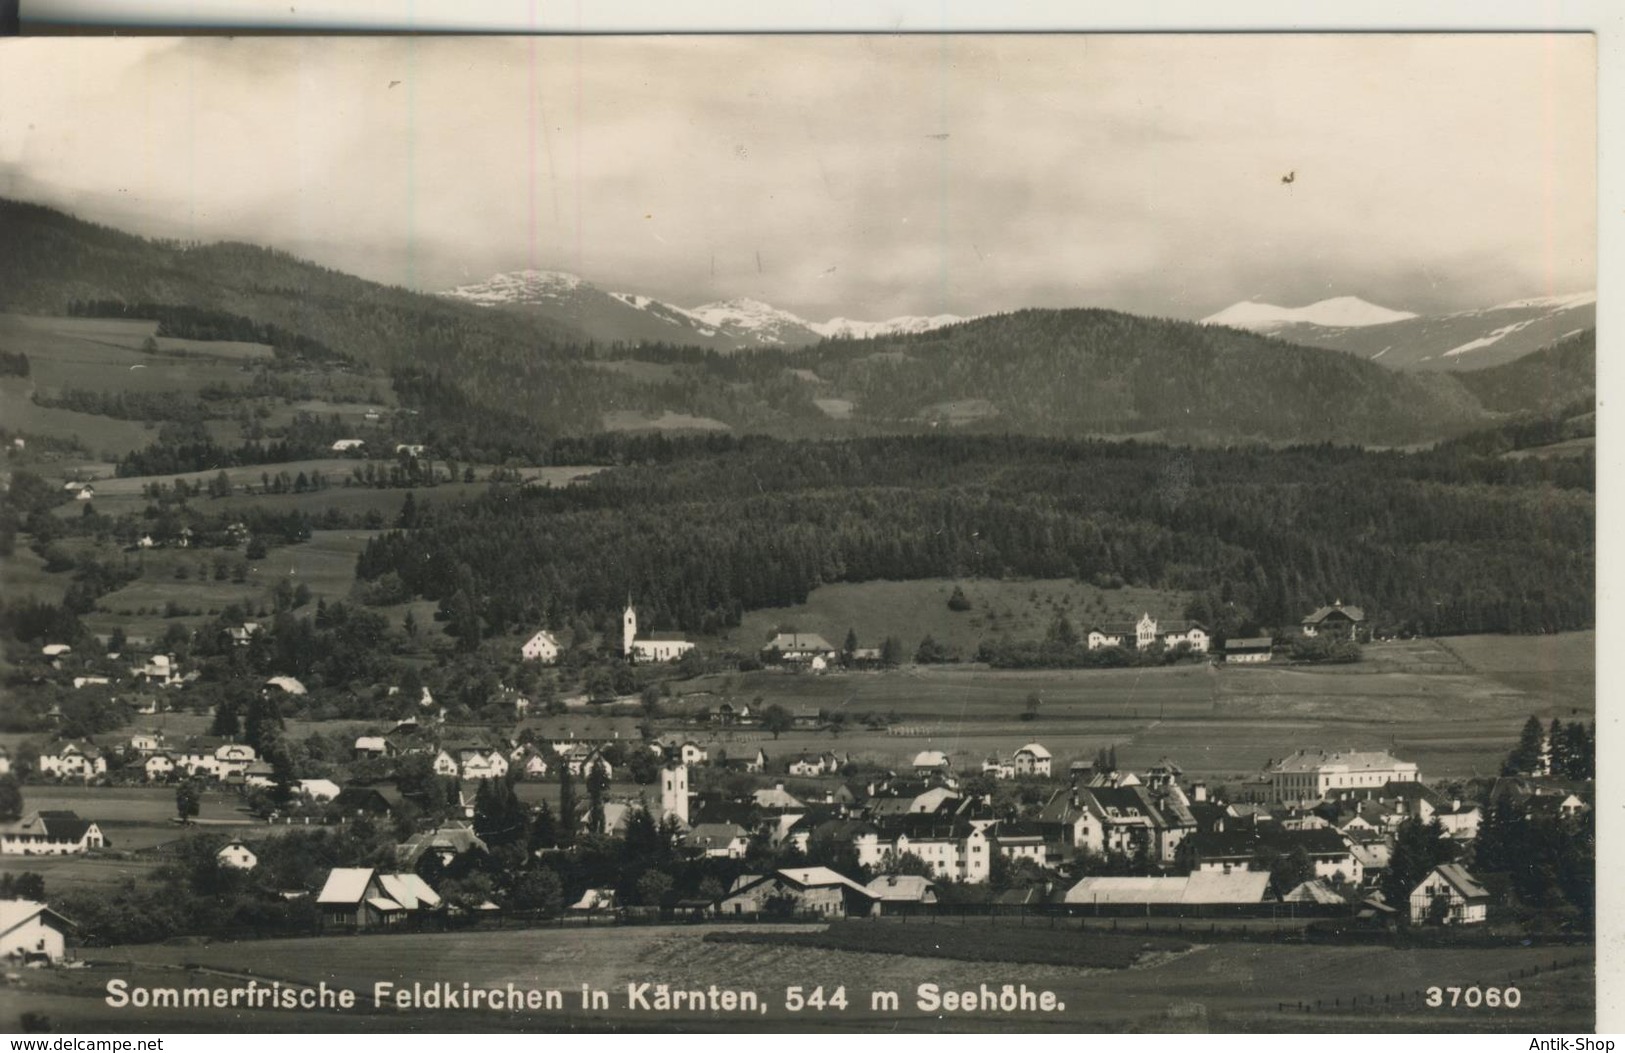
(0, 35, 1596, 321)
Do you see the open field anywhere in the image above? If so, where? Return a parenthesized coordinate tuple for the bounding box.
(0, 923, 1590, 1032)
(601, 409, 731, 432)
(52, 463, 605, 520)
(671, 634, 1591, 781)
(3, 783, 263, 855)
(714, 578, 1192, 655)
(81, 529, 382, 640)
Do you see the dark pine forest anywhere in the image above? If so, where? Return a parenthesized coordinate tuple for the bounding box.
(355, 434, 1593, 646)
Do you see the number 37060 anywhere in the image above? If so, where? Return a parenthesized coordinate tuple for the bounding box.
(1426, 986, 1521, 1008)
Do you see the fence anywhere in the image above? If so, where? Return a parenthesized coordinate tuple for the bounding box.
(1271, 954, 1593, 1017)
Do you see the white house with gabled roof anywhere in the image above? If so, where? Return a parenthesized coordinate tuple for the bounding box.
(1014, 743, 1052, 777)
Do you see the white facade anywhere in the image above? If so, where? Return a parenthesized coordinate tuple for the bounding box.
(520, 630, 561, 663)
(661, 762, 690, 827)
(1266, 750, 1421, 804)
(36, 744, 106, 780)
(0, 901, 71, 961)
(623, 604, 695, 663)
(1014, 743, 1052, 777)
(217, 841, 258, 870)
(890, 827, 990, 884)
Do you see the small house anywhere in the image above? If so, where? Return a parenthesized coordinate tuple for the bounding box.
(1409, 864, 1490, 925)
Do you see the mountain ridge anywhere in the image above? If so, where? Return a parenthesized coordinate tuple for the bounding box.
(440, 269, 969, 351)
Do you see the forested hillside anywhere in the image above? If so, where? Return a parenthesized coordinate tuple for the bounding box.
(355, 435, 1593, 645)
(1452, 328, 1595, 415)
(797, 309, 1489, 443)
(4, 198, 1594, 450)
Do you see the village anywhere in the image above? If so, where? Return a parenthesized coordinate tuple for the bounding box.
(0, 591, 1594, 966)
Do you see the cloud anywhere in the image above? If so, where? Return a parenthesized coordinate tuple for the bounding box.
(0, 34, 1595, 320)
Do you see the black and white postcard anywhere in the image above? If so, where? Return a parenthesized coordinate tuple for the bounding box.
(0, 31, 1600, 1034)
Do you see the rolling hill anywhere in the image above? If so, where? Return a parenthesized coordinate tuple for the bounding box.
(0, 197, 1596, 449)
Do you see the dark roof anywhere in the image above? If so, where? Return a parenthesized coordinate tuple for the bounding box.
(1303, 604, 1365, 624)
(878, 814, 978, 840)
(992, 820, 1045, 839)
(1188, 826, 1351, 860)
(1226, 637, 1273, 650)
(1088, 785, 1163, 825)
(809, 818, 877, 842)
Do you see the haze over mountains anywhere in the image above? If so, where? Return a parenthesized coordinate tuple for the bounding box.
(441, 269, 967, 352)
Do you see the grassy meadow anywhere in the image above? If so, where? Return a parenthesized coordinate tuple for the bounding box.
(1, 923, 1590, 1032)
(714, 578, 1192, 655)
(669, 633, 1592, 782)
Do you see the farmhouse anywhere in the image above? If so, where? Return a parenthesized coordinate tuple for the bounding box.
(396, 821, 488, 869)
(354, 735, 388, 758)
(0, 900, 75, 963)
(684, 822, 751, 859)
(330, 439, 366, 452)
(1409, 864, 1490, 925)
(0, 810, 106, 855)
(1013, 743, 1052, 777)
(144, 753, 176, 782)
(1302, 601, 1366, 641)
(762, 633, 838, 666)
(36, 741, 107, 780)
(719, 867, 879, 918)
(866, 874, 937, 911)
(224, 623, 263, 647)
(622, 603, 695, 663)
(129, 730, 165, 754)
(135, 654, 183, 687)
(216, 840, 258, 870)
(1265, 749, 1420, 805)
(316, 867, 441, 931)
(912, 750, 950, 774)
(297, 779, 342, 802)
(520, 630, 561, 664)
(1225, 637, 1273, 663)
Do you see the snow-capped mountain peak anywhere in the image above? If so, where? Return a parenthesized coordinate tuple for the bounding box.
(687, 298, 823, 346)
(1202, 296, 1418, 333)
(444, 269, 587, 306)
(812, 314, 969, 339)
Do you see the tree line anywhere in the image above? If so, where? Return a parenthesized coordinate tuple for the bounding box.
(354, 434, 1592, 642)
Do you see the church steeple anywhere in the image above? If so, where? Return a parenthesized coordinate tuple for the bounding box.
(622, 599, 637, 658)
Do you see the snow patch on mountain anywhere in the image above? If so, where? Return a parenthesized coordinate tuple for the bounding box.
(1202, 296, 1418, 332)
(687, 298, 821, 345)
(1443, 319, 1538, 358)
(444, 269, 585, 305)
(813, 314, 969, 339)
(1477, 290, 1596, 313)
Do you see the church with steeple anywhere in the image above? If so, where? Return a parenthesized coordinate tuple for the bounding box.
(622, 600, 696, 663)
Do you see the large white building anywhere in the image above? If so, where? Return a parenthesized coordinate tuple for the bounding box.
(1265, 749, 1420, 805)
(1086, 614, 1209, 653)
(623, 604, 695, 663)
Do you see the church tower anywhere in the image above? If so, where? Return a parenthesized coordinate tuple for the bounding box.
(661, 761, 689, 827)
(622, 601, 637, 658)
